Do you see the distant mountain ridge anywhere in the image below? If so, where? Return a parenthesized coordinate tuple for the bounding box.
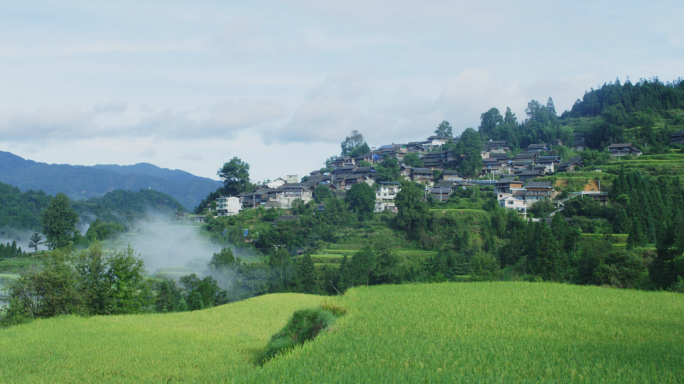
(0, 151, 222, 210)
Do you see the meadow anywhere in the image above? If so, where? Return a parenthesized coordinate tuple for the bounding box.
(2, 282, 683, 383)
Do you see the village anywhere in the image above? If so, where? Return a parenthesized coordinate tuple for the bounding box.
(203, 130, 658, 222)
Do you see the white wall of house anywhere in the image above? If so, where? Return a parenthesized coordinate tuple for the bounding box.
(216, 196, 241, 216)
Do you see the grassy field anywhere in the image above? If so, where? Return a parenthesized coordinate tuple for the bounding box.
(2, 283, 683, 383)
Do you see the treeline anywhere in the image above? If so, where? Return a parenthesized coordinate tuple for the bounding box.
(0, 182, 52, 231)
(0, 241, 26, 260)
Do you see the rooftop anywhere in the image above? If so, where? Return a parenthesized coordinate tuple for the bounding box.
(524, 181, 553, 188)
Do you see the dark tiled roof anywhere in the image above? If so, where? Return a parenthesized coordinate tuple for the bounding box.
(442, 170, 460, 174)
(524, 181, 553, 188)
(496, 178, 520, 184)
(411, 168, 433, 174)
(609, 143, 635, 148)
(353, 167, 376, 173)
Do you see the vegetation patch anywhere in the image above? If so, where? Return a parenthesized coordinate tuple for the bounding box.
(260, 304, 345, 364)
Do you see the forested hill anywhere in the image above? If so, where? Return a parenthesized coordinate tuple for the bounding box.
(480, 77, 684, 152)
(92, 163, 214, 183)
(0, 181, 184, 231)
(0, 151, 221, 209)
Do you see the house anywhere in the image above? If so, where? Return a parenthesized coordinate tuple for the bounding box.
(332, 157, 346, 168)
(527, 143, 548, 152)
(410, 168, 434, 185)
(671, 131, 684, 144)
(485, 140, 510, 153)
(536, 156, 561, 173)
(513, 151, 538, 163)
(406, 142, 426, 153)
(316, 201, 326, 212)
(375, 182, 401, 212)
(609, 143, 642, 157)
(518, 170, 544, 182)
(193, 215, 205, 223)
(523, 181, 557, 201)
(266, 178, 286, 189)
(495, 178, 523, 194)
(481, 158, 505, 175)
(430, 186, 452, 202)
(480, 145, 491, 159)
(498, 195, 528, 214)
(440, 170, 463, 181)
(573, 133, 586, 150)
(266, 183, 313, 208)
(426, 135, 448, 148)
(511, 160, 533, 172)
(216, 196, 242, 216)
(272, 215, 300, 227)
(557, 156, 584, 173)
(422, 150, 450, 170)
(354, 152, 375, 164)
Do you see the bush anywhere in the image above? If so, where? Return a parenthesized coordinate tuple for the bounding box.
(261, 307, 339, 363)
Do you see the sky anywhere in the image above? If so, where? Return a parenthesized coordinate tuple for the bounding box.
(1, 0, 682, 182)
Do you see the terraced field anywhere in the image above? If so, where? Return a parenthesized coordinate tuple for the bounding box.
(3, 282, 682, 383)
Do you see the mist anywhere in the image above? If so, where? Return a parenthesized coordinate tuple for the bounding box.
(0, 227, 49, 253)
(122, 214, 222, 275)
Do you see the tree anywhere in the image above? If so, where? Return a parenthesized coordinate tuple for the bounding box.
(217, 157, 251, 197)
(209, 247, 239, 270)
(41, 192, 79, 250)
(547, 97, 557, 116)
(345, 183, 376, 219)
(375, 154, 401, 182)
(455, 128, 484, 178)
(348, 142, 371, 158)
(313, 185, 333, 203)
(28, 233, 43, 253)
(479, 108, 503, 138)
(324, 156, 338, 172)
(403, 153, 423, 168)
(340, 130, 365, 156)
(395, 181, 428, 235)
(434, 120, 453, 137)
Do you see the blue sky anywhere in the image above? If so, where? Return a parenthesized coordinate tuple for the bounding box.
(1, 0, 682, 181)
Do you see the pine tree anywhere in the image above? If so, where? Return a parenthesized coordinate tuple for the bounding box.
(297, 254, 318, 294)
(650, 221, 677, 288)
(546, 97, 557, 116)
(627, 219, 644, 249)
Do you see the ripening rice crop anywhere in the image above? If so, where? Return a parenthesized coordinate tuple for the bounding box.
(2, 283, 683, 383)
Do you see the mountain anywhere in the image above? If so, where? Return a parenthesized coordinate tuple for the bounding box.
(0, 151, 222, 210)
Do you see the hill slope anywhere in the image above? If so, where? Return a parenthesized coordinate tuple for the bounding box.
(2, 282, 682, 383)
(0, 151, 221, 210)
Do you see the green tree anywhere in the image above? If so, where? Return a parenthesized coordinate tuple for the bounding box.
(434, 120, 453, 137)
(375, 154, 400, 182)
(345, 183, 376, 220)
(313, 185, 333, 203)
(395, 181, 428, 235)
(28, 233, 43, 253)
(546, 97, 557, 116)
(403, 153, 423, 168)
(296, 254, 318, 294)
(471, 252, 500, 281)
(209, 247, 239, 270)
(340, 130, 365, 156)
(455, 128, 483, 178)
(479, 108, 503, 139)
(217, 157, 251, 196)
(348, 142, 371, 158)
(41, 192, 79, 250)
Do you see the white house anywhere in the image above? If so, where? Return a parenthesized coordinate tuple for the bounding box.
(266, 178, 286, 189)
(375, 181, 401, 212)
(216, 196, 241, 216)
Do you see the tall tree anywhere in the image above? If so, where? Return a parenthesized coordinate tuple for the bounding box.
(546, 97, 557, 116)
(375, 154, 401, 182)
(454, 128, 484, 178)
(340, 130, 365, 156)
(434, 120, 453, 137)
(403, 153, 423, 168)
(28, 233, 43, 252)
(217, 157, 251, 196)
(345, 183, 376, 220)
(479, 108, 503, 138)
(395, 181, 428, 235)
(41, 193, 78, 250)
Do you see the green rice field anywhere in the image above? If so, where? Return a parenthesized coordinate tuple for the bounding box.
(2, 282, 683, 383)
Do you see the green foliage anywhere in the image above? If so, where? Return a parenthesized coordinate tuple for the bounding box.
(179, 274, 228, 310)
(434, 120, 453, 137)
(71, 189, 185, 223)
(0, 181, 52, 230)
(375, 154, 401, 182)
(27, 233, 42, 252)
(403, 152, 423, 168)
(218, 157, 251, 197)
(209, 247, 240, 270)
(85, 219, 124, 242)
(1, 243, 151, 325)
(41, 193, 79, 250)
(348, 143, 371, 159)
(340, 130, 365, 156)
(394, 181, 428, 235)
(344, 183, 375, 219)
(313, 184, 333, 203)
(454, 128, 483, 178)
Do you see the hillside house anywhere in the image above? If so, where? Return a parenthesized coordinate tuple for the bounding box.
(422, 150, 450, 170)
(266, 178, 286, 189)
(524, 181, 556, 201)
(216, 196, 241, 216)
(440, 170, 463, 181)
(609, 143, 642, 157)
(527, 143, 548, 152)
(557, 156, 583, 172)
(517, 169, 544, 182)
(495, 178, 523, 194)
(375, 182, 401, 212)
(537, 156, 561, 173)
(485, 140, 510, 153)
(514, 151, 538, 163)
(430, 186, 452, 202)
(406, 142, 426, 153)
(498, 195, 528, 214)
(410, 168, 434, 185)
(332, 157, 346, 168)
(670, 131, 684, 144)
(426, 135, 448, 149)
(511, 160, 533, 172)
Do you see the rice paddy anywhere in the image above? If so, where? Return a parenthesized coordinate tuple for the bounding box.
(2, 282, 683, 383)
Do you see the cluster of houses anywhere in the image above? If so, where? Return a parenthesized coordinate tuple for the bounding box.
(207, 133, 647, 219)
